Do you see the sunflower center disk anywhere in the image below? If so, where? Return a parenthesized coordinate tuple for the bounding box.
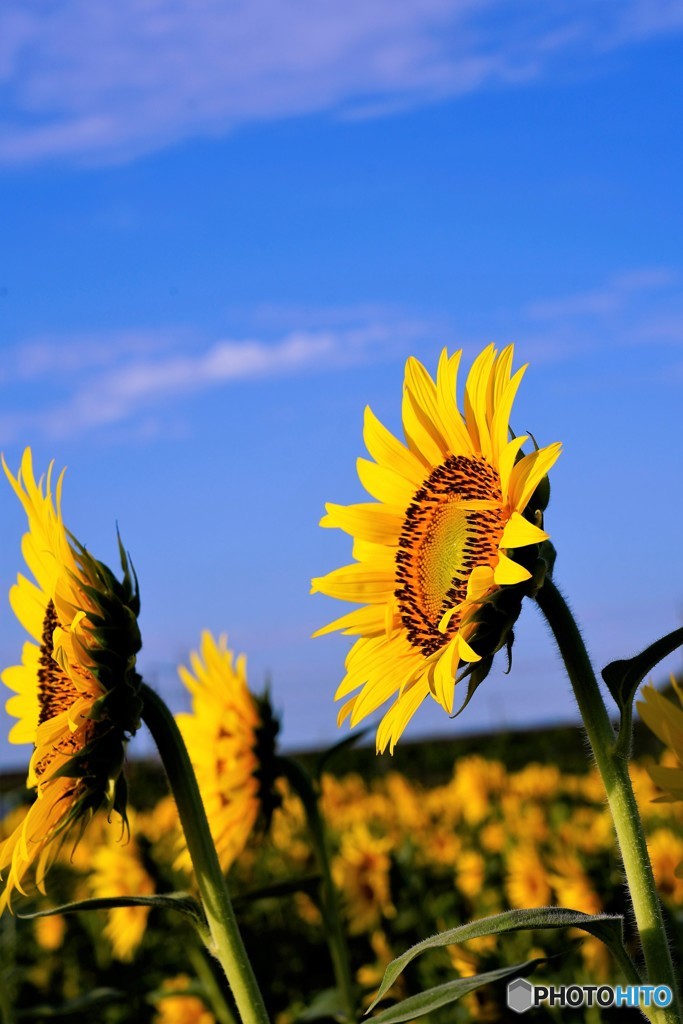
(38, 602, 78, 726)
(35, 600, 91, 779)
(395, 455, 504, 656)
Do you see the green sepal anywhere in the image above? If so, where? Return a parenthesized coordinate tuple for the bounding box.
(18, 891, 207, 932)
(15, 989, 126, 1020)
(369, 959, 546, 1024)
(603, 626, 683, 716)
(450, 656, 494, 719)
(528, 472, 551, 514)
(368, 907, 634, 1010)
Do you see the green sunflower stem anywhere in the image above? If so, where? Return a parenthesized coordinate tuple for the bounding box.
(535, 580, 681, 1024)
(140, 683, 270, 1024)
(188, 944, 238, 1024)
(276, 756, 358, 1024)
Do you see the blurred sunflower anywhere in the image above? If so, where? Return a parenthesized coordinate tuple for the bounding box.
(312, 345, 561, 752)
(88, 815, 155, 961)
(153, 976, 216, 1024)
(176, 631, 280, 873)
(0, 449, 142, 911)
(637, 679, 683, 801)
(505, 845, 551, 909)
(33, 911, 66, 952)
(332, 823, 395, 935)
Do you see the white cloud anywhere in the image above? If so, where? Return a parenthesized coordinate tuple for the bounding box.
(0, 310, 430, 441)
(525, 268, 679, 321)
(513, 267, 683, 375)
(0, 0, 682, 165)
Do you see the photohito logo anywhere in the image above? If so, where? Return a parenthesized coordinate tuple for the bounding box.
(507, 978, 673, 1014)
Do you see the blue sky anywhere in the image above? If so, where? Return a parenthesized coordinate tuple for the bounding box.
(1, 1, 683, 767)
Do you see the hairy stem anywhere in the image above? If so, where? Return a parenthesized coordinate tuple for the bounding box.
(536, 580, 681, 1024)
(141, 682, 270, 1024)
(277, 756, 357, 1024)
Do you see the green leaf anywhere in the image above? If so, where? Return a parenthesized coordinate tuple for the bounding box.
(315, 727, 372, 776)
(603, 626, 683, 714)
(296, 987, 346, 1022)
(315, 729, 374, 774)
(18, 891, 207, 931)
(16, 988, 125, 1019)
(369, 959, 544, 1024)
(368, 907, 629, 1009)
(234, 874, 322, 906)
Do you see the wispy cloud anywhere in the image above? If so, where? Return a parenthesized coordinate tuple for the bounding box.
(0, 309, 431, 442)
(514, 266, 683, 373)
(525, 268, 679, 321)
(1, 0, 682, 165)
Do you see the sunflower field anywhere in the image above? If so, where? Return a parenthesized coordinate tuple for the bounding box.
(3, 734, 683, 1023)
(2, 346, 683, 1023)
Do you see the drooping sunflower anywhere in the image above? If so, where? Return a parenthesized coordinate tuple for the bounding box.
(0, 449, 142, 911)
(312, 345, 561, 752)
(175, 631, 279, 873)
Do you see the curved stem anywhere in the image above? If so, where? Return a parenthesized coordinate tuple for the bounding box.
(140, 683, 270, 1024)
(535, 580, 681, 1024)
(277, 756, 357, 1024)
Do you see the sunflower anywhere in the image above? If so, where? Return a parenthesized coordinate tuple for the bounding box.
(505, 845, 552, 909)
(0, 449, 142, 912)
(153, 976, 216, 1024)
(332, 823, 395, 935)
(312, 345, 561, 752)
(637, 679, 683, 801)
(175, 631, 279, 874)
(88, 815, 155, 961)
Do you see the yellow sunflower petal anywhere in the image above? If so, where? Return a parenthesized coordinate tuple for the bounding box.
(9, 576, 48, 643)
(436, 349, 475, 455)
(312, 605, 387, 639)
(320, 503, 404, 545)
(404, 356, 454, 456)
(499, 511, 549, 549)
(491, 364, 527, 465)
(432, 638, 459, 712)
(493, 553, 532, 585)
(464, 343, 496, 458)
(466, 565, 496, 603)
(376, 680, 429, 754)
(402, 386, 447, 466)
(509, 442, 562, 513)
(498, 435, 529, 500)
(363, 406, 425, 486)
(356, 457, 415, 507)
(455, 633, 482, 663)
(311, 563, 395, 604)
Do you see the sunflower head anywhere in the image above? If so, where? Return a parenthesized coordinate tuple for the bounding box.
(0, 449, 142, 910)
(176, 632, 281, 874)
(637, 677, 683, 802)
(312, 345, 561, 752)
